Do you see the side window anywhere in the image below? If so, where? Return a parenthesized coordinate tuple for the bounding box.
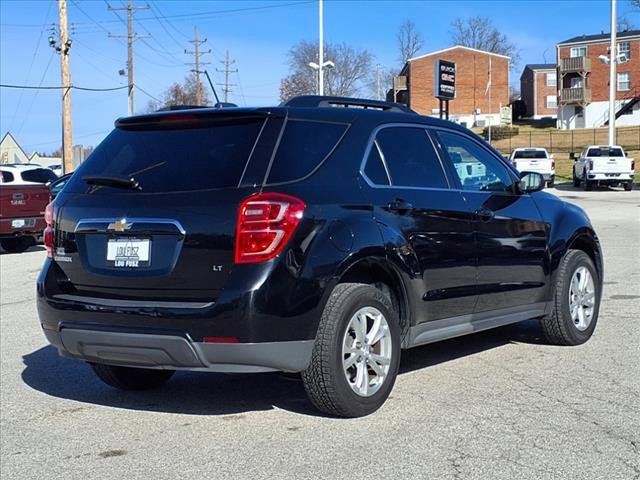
(363, 141, 390, 185)
(373, 127, 449, 189)
(437, 131, 514, 192)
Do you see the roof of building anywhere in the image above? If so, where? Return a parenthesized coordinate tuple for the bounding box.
(0, 132, 31, 163)
(524, 63, 556, 71)
(407, 45, 511, 63)
(558, 29, 640, 46)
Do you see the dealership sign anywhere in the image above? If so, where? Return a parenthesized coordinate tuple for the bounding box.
(435, 59, 456, 100)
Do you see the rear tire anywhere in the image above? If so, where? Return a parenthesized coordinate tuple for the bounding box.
(302, 283, 401, 418)
(90, 363, 174, 390)
(540, 249, 600, 346)
(583, 173, 592, 191)
(572, 169, 580, 187)
(0, 237, 33, 253)
(623, 182, 633, 191)
(546, 177, 555, 188)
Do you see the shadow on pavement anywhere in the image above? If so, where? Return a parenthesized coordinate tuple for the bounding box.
(0, 245, 46, 255)
(21, 319, 546, 417)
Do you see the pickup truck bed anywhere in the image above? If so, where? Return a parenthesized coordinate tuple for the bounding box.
(0, 183, 50, 252)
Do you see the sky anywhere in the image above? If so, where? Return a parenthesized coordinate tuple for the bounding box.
(1, 0, 639, 154)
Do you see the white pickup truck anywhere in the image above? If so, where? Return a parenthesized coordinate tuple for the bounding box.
(510, 148, 555, 187)
(572, 145, 635, 191)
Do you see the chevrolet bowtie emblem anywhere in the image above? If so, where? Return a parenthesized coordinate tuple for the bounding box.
(107, 218, 132, 232)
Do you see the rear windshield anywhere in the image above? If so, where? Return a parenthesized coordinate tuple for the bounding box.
(65, 118, 264, 193)
(21, 168, 58, 183)
(1, 171, 14, 183)
(587, 147, 624, 157)
(513, 150, 548, 159)
(266, 119, 348, 184)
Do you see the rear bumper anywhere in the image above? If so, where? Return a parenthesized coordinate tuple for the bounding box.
(44, 326, 314, 373)
(587, 173, 634, 182)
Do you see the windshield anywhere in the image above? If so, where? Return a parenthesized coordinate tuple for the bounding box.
(21, 168, 58, 183)
(65, 118, 265, 193)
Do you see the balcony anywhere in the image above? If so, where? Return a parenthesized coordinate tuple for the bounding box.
(559, 87, 592, 104)
(560, 56, 591, 73)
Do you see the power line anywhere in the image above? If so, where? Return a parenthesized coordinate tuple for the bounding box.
(135, 84, 160, 102)
(1, 83, 129, 91)
(16, 51, 56, 136)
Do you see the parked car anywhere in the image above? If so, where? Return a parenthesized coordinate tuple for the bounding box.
(572, 145, 634, 191)
(48, 173, 72, 200)
(1, 164, 58, 185)
(0, 180, 50, 253)
(510, 147, 555, 187)
(37, 96, 603, 417)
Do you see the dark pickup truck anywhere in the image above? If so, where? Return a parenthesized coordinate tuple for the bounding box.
(0, 183, 50, 252)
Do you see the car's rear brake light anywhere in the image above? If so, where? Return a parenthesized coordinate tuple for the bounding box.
(43, 202, 55, 258)
(203, 336, 240, 343)
(632, 159, 635, 172)
(551, 159, 555, 170)
(235, 193, 305, 264)
(588, 160, 594, 171)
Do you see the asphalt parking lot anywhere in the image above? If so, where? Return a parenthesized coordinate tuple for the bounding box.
(1, 186, 639, 480)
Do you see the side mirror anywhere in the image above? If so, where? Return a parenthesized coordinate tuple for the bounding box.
(518, 171, 545, 193)
(569, 152, 576, 160)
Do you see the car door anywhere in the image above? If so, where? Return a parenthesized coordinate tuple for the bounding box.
(433, 128, 549, 314)
(361, 124, 477, 323)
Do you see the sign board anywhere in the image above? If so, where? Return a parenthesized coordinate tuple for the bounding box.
(434, 59, 456, 100)
(500, 106, 512, 125)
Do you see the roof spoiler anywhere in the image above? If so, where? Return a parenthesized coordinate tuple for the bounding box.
(283, 95, 415, 114)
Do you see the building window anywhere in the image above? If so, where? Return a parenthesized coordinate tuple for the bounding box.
(546, 72, 557, 87)
(570, 77, 584, 89)
(570, 46, 587, 58)
(617, 72, 631, 91)
(618, 41, 631, 61)
(546, 95, 557, 109)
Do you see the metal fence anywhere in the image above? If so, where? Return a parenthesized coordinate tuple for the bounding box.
(490, 126, 640, 154)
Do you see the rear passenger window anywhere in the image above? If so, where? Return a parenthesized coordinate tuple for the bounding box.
(363, 142, 390, 185)
(267, 119, 348, 184)
(372, 127, 448, 189)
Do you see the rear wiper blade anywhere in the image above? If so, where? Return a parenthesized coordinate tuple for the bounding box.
(82, 175, 141, 190)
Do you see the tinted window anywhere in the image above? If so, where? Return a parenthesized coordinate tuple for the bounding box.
(21, 168, 58, 183)
(363, 141, 390, 185)
(1, 171, 14, 183)
(438, 131, 513, 192)
(375, 127, 448, 189)
(587, 147, 624, 157)
(513, 150, 548, 159)
(65, 119, 264, 193)
(267, 119, 347, 184)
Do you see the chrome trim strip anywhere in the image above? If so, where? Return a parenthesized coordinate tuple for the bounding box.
(53, 294, 214, 309)
(74, 217, 186, 236)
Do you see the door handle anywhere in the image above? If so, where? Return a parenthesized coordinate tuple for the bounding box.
(387, 199, 414, 214)
(476, 207, 495, 222)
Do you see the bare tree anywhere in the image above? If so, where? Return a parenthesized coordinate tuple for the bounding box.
(618, 15, 635, 31)
(450, 16, 520, 67)
(631, 0, 640, 9)
(279, 40, 373, 102)
(144, 73, 211, 112)
(397, 20, 424, 65)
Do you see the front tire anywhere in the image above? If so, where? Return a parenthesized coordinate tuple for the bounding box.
(91, 363, 174, 390)
(540, 250, 600, 346)
(302, 283, 401, 417)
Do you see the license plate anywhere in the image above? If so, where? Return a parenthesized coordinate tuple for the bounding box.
(11, 218, 35, 228)
(106, 238, 150, 268)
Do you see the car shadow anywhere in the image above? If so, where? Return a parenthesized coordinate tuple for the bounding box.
(21, 320, 547, 417)
(0, 245, 46, 255)
(553, 183, 631, 192)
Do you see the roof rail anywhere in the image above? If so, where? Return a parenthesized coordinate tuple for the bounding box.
(283, 95, 415, 114)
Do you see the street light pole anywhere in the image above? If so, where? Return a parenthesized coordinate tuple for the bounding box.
(318, 0, 324, 95)
(608, 0, 617, 146)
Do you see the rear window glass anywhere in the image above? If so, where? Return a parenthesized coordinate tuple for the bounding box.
(21, 168, 58, 183)
(364, 142, 390, 185)
(587, 147, 624, 157)
(266, 119, 347, 184)
(1, 171, 14, 183)
(513, 150, 548, 159)
(66, 119, 264, 193)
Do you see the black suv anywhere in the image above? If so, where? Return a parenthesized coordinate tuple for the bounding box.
(37, 96, 603, 417)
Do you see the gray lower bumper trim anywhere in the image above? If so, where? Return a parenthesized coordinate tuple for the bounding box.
(53, 329, 314, 373)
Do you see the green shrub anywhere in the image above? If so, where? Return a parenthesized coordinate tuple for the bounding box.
(482, 125, 519, 140)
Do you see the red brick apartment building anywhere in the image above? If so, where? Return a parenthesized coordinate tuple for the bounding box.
(396, 46, 510, 128)
(556, 30, 640, 129)
(520, 64, 558, 119)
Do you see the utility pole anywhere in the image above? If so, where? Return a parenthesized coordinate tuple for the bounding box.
(487, 56, 493, 144)
(376, 64, 381, 100)
(185, 27, 211, 105)
(608, 0, 617, 145)
(318, 0, 324, 95)
(51, 0, 73, 174)
(108, 0, 149, 115)
(217, 50, 237, 103)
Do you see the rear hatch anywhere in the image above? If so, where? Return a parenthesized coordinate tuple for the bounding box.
(52, 110, 281, 301)
(511, 149, 553, 173)
(587, 146, 632, 174)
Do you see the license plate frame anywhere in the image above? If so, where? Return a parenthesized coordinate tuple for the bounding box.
(106, 237, 151, 268)
(11, 218, 35, 229)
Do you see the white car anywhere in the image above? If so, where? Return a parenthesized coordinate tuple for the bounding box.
(0, 164, 59, 185)
(510, 148, 555, 187)
(572, 145, 634, 191)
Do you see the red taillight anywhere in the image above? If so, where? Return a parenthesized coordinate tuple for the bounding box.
(632, 160, 635, 172)
(44, 202, 54, 258)
(235, 193, 305, 264)
(588, 160, 594, 171)
(551, 160, 555, 170)
(203, 336, 240, 343)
